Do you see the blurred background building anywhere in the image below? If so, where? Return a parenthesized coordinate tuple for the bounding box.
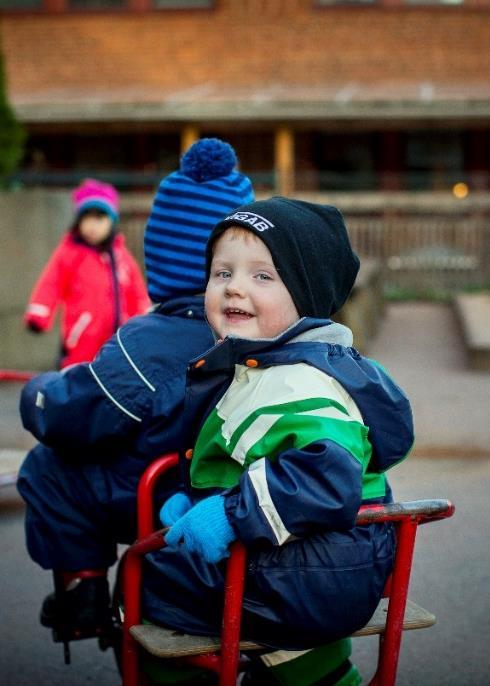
(1, 0, 489, 369)
(1, 0, 489, 195)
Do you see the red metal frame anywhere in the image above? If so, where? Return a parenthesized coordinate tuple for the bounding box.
(136, 452, 179, 539)
(355, 500, 455, 685)
(122, 454, 455, 686)
(0, 370, 36, 382)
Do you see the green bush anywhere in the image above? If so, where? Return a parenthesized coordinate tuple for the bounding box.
(0, 46, 26, 187)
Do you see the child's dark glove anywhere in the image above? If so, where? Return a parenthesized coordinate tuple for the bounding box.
(26, 321, 43, 333)
(164, 495, 236, 564)
(159, 493, 192, 527)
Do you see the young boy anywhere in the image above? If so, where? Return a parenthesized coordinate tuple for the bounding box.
(141, 197, 414, 686)
(17, 138, 254, 653)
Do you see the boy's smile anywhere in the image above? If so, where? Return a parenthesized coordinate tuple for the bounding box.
(205, 227, 299, 340)
(224, 307, 253, 322)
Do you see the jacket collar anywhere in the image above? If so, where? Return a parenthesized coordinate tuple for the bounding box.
(188, 318, 351, 374)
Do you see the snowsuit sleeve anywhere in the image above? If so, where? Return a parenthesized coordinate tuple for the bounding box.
(19, 306, 214, 461)
(19, 315, 166, 454)
(224, 437, 364, 546)
(24, 240, 68, 332)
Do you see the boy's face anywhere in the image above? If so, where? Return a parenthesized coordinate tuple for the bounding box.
(205, 227, 299, 340)
(78, 210, 112, 246)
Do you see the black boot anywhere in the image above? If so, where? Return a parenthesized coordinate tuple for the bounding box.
(40, 576, 112, 643)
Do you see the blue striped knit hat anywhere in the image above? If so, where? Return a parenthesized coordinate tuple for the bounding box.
(144, 138, 255, 302)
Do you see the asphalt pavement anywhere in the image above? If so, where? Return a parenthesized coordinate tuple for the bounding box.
(367, 301, 489, 458)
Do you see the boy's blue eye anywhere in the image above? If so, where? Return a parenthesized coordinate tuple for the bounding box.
(216, 270, 231, 279)
(256, 272, 272, 281)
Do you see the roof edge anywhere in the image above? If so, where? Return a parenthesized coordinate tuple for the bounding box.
(13, 98, 490, 124)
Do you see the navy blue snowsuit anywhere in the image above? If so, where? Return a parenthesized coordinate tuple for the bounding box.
(17, 296, 214, 570)
(142, 318, 414, 650)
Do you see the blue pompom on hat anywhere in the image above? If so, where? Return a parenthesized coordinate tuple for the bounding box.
(180, 138, 237, 182)
(144, 138, 254, 302)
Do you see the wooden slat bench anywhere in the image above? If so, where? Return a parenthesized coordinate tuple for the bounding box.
(129, 597, 435, 659)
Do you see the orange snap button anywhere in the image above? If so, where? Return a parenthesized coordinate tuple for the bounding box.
(245, 359, 259, 368)
(194, 359, 206, 369)
(185, 449, 194, 460)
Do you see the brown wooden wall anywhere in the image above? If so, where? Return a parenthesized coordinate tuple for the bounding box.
(3, 0, 489, 104)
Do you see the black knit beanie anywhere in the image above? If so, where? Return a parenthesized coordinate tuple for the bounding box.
(206, 196, 360, 318)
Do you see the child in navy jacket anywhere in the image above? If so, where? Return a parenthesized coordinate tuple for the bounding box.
(17, 139, 254, 654)
(141, 198, 414, 686)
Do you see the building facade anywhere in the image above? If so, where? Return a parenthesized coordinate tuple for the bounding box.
(1, 0, 490, 194)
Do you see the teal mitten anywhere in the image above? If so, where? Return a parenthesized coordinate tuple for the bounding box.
(159, 492, 193, 527)
(165, 495, 236, 563)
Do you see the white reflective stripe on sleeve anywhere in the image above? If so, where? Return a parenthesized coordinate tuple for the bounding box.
(27, 303, 50, 317)
(88, 364, 142, 422)
(35, 392, 45, 409)
(116, 329, 156, 392)
(66, 312, 92, 348)
(247, 458, 291, 545)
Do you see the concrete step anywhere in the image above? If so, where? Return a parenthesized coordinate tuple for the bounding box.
(453, 292, 490, 371)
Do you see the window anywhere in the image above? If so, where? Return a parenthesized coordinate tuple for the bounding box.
(300, 132, 378, 192)
(406, 131, 464, 190)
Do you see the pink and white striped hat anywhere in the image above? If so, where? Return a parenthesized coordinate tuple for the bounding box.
(72, 178, 119, 222)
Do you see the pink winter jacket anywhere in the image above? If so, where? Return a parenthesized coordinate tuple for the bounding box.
(25, 232, 150, 367)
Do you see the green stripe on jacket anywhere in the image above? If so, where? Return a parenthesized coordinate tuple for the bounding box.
(190, 364, 386, 500)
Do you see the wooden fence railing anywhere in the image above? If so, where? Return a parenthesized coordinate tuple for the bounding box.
(346, 215, 489, 295)
(119, 193, 490, 298)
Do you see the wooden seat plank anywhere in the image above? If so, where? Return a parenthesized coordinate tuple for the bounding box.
(352, 598, 435, 637)
(129, 598, 435, 658)
(129, 625, 262, 657)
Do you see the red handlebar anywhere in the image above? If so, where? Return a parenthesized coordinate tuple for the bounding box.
(0, 370, 36, 382)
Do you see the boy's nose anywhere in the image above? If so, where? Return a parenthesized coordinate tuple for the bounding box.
(225, 277, 245, 296)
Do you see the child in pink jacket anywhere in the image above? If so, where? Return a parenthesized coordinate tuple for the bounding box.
(24, 179, 150, 368)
